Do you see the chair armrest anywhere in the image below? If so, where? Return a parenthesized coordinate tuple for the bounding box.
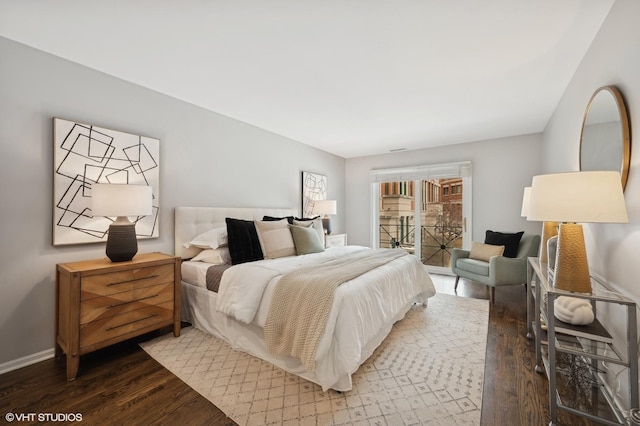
(489, 256, 527, 285)
(450, 248, 470, 268)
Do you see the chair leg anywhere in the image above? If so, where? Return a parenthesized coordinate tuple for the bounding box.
(489, 287, 495, 304)
(454, 276, 460, 291)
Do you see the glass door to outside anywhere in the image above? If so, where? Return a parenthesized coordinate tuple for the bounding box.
(374, 162, 471, 275)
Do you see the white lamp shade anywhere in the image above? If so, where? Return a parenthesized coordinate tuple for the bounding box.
(312, 199, 337, 216)
(91, 184, 153, 217)
(527, 171, 628, 223)
(520, 187, 531, 217)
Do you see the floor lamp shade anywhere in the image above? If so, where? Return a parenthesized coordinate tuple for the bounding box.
(91, 184, 153, 262)
(527, 171, 628, 293)
(312, 200, 337, 235)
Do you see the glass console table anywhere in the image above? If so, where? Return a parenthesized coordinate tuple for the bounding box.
(527, 257, 638, 425)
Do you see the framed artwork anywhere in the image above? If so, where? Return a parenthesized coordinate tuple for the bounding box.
(301, 171, 327, 217)
(53, 118, 160, 245)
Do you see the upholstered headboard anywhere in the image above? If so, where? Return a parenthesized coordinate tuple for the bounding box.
(174, 206, 299, 259)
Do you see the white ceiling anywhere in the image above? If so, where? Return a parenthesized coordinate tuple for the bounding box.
(0, 1, 613, 158)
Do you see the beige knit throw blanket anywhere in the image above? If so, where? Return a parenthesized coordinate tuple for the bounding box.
(264, 248, 407, 371)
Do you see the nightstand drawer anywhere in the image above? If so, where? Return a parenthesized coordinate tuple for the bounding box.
(80, 301, 173, 348)
(80, 283, 174, 324)
(81, 264, 174, 299)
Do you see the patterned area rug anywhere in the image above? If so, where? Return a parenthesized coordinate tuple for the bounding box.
(140, 293, 489, 425)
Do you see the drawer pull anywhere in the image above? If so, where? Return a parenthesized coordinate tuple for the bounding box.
(106, 314, 158, 331)
(107, 275, 160, 286)
(107, 294, 159, 308)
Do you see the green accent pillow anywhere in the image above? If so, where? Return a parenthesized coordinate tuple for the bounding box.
(290, 225, 325, 255)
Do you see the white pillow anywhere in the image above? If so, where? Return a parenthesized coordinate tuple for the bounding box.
(191, 247, 231, 264)
(184, 225, 228, 249)
(254, 219, 296, 259)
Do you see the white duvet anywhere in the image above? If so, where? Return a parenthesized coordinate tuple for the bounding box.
(213, 245, 437, 391)
(217, 246, 372, 325)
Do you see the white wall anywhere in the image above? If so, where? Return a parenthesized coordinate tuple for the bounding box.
(0, 36, 345, 367)
(345, 134, 543, 247)
(541, 0, 640, 410)
(543, 0, 640, 300)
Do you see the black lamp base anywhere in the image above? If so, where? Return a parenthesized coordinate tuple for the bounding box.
(106, 223, 138, 262)
(322, 217, 332, 235)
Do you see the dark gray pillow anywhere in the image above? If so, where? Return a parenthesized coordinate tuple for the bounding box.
(262, 215, 295, 224)
(484, 230, 524, 258)
(225, 218, 264, 264)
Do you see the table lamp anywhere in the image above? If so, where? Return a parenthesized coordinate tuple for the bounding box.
(527, 171, 628, 294)
(521, 186, 558, 263)
(91, 184, 153, 262)
(520, 187, 531, 218)
(312, 200, 337, 235)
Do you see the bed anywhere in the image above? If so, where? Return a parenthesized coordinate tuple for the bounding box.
(175, 206, 436, 391)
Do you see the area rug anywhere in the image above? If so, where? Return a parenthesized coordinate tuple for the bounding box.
(140, 293, 489, 425)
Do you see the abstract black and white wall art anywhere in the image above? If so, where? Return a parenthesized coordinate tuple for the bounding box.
(301, 171, 327, 217)
(53, 118, 160, 245)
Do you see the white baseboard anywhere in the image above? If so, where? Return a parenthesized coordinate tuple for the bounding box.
(0, 348, 55, 375)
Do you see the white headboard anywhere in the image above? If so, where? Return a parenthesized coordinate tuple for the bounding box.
(174, 206, 299, 258)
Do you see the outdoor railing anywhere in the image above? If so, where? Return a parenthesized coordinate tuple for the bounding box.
(380, 223, 462, 267)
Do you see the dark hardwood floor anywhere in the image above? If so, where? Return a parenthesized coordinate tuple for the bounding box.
(1, 275, 597, 425)
(448, 277, 596, 426)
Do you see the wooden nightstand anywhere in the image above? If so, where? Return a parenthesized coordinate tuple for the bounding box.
(55, 252, 181, 381)
(325, 233, 347, 248)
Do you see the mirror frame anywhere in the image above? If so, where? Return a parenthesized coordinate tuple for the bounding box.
(579, 85, 631, 190)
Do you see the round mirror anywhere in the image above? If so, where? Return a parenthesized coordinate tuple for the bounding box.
(579, 85, 631, 190)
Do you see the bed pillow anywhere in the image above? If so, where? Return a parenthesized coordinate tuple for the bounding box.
(294, 215, 320, 221)
(184, 225, 228, 249)
(294, 215, 321, 227)
(254, 219, 296, 259)
(290, 224, 325, 255)
(293, 217, 324, 247)
(191, 247, 231, 265)
(262, 215, 295, 224)
(485, 230, 524, 258)
(225, 218, 264, 264)
(469, 242, 505, 262)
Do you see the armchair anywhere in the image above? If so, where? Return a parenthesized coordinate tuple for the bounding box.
(451, 232, 540, 304)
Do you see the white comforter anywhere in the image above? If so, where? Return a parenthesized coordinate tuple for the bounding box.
(214, 245, 436, 390)
(217, 246, 370, 325)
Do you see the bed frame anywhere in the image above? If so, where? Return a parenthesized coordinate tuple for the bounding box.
(174, 206, 298, 259)
(175, 206, 370, 390)
(173, 206, 433, 392)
